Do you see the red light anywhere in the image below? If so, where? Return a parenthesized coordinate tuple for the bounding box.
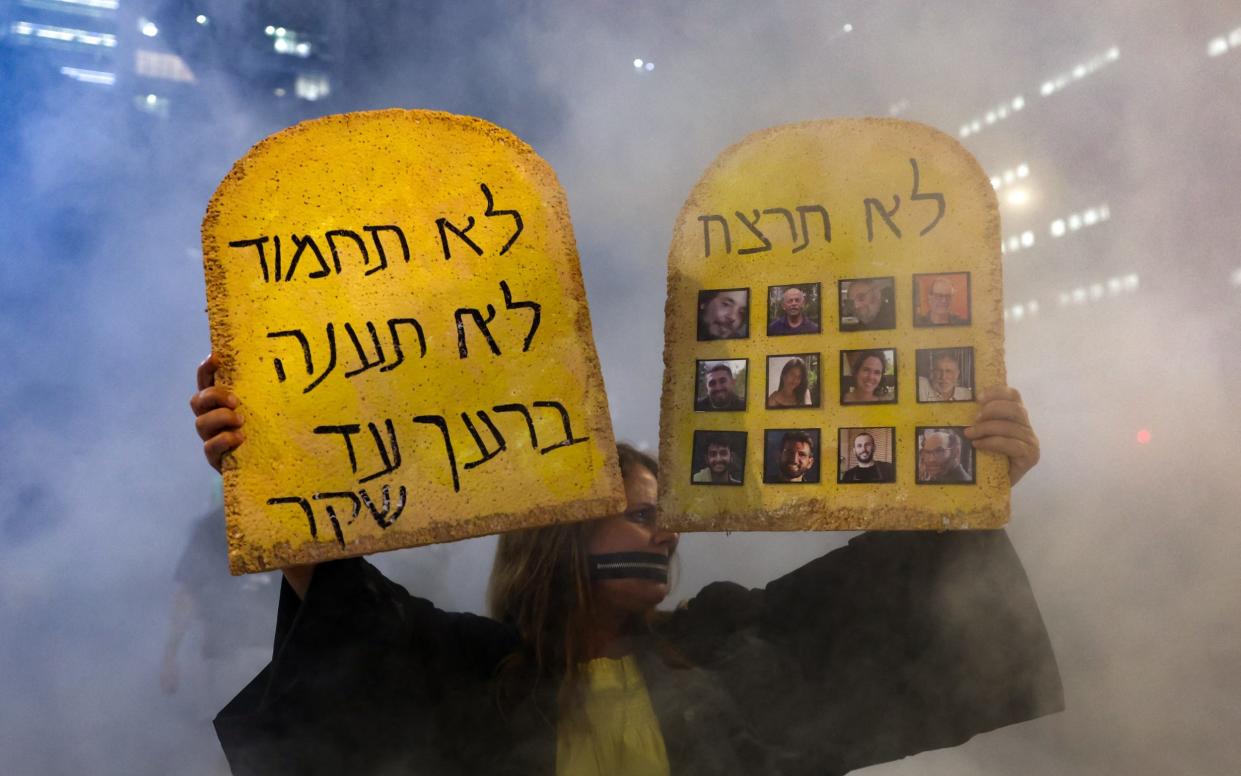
(1136, 429, 1151, 445)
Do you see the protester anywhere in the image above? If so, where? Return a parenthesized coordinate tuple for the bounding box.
(192, 354, 1057, 775)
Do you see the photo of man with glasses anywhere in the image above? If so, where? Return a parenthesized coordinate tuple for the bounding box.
(913, 273, 971, 327)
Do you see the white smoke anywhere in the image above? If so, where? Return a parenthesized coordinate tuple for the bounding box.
(2, 1, 1240, 774)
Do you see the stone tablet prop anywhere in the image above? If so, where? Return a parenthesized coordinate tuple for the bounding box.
(203, 109, 625, 574)
(659, 118, 1007, 532)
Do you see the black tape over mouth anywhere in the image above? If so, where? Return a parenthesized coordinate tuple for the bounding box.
(588, 552, 670, 583)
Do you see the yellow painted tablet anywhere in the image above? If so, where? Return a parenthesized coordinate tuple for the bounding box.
(203, 109, 624, 573)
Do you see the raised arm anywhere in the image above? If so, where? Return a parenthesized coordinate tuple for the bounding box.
(663, 385, 1058, 771)
(966, 385, 1040, 485)
(189, 353, 315, 597)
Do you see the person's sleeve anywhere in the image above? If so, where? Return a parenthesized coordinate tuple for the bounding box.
(667, 530, 1063, 774)
(213, 557, 518, 776)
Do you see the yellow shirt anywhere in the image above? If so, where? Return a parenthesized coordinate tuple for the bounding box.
(555, 654, 670, 776)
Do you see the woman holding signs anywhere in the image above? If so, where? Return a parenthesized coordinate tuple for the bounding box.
(192, 354, 1056, 775)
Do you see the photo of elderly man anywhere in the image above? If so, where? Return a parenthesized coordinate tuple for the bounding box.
(767, 283, 821, 335)
(916, 427, 975, 484)
(917, 348, 975, 402)
(839, 277, 895, 331)
(913, 272, 971, 327)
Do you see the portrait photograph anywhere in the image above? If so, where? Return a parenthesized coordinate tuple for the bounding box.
(694, 359, 748, 412)
(766, 353, 821, 409)
(912, 272, 971, 327)
(690, 430, 747, 486)
(697, 288, 750, 340)
(838, 276, 896, 331)
(766, 283, 822, 336)
(837, 427, 896, 483)
(916, 348, 975, 403)
(915, 426, 976, 484)
(762, 428, 821, 484)
(840, 348, 897, 404)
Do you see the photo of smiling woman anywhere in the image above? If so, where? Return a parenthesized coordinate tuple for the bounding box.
(840, 348, 897, 404)
(766, 354, 820, 408)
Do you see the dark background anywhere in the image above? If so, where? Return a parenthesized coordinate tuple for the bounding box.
(2, 1, 1240, 773)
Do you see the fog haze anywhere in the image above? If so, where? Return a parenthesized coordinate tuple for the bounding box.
(2, 1, 1239, 773)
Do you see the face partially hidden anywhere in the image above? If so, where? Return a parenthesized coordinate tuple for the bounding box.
(702, 291, 747, 338)
(706, 443, 732, 474)
(854, 356, 884, 396)
(779, 441, 814, 481)
(931, 356, 961, 395)
(848, 282, 882, 324)
(920, 432, 960, 479)
(853, 434, 875, 464)
(587, 465, 678, 614)
(928, 279, 954, 318)
(706, 367, 736, 405)
(781, 288, 805, 319)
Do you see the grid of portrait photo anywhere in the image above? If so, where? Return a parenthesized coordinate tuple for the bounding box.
(691, 273, 978, 486)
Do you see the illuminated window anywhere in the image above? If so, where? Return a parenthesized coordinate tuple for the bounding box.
(9, 20, 116, 47)
(1039, 46, 1120, 97)
(135, 50, 196, 83)
(60, 65, 114, 85)
(959, 95, 1025, 138)
(1048, 203, 1110, 238)
(295, 73, 331, 101)
(266, 25, 314, 58)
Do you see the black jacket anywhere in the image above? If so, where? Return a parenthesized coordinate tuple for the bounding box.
(215, 530, 1063, 775)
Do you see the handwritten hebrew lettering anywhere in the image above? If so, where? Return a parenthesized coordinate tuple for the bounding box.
(454, 304, 500, 358)
(358, 419, 402, 483)
(480, 183, 524, 255)
(267, 496, 317, 539)
(493, 403, 538, 449)
(205, 110, 623, 573)
(313, 424, 362, 472)
(661, 118, 1007, 535)
(267, 329, 311, 384)
(436, 215, 483, 260)
(413, 414, 461, 493)
(793, 205, 831, 252)
(314, 421, 402, 483)
(232, 225, 414, 282)
(229, 236, 275, 283)
(363, 225, 411, 274)
(285, 234, 332, 281)
(270, 317, 431, 389)
(324, 229, 368, 275)
(533, 400, 591, 454)
(698, 214, 732, 257)
(499, 280, 541, 351)
(734, 209, 773, 255)
(381, 318, 427, 372)
(864, 195, 903, 241)
(460, 410, 507, 470)
(907, 158, 946, 236)
(312, 491, 359, 547)
(262, 395, 598, 549)
(267, 325, 337, 392)
(360, 485, 407, 529)
(343, 321, 387, 378)
(762, 207, 797, 244)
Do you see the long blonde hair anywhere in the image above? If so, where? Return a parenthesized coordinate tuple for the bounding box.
(486, 445, 659, 708)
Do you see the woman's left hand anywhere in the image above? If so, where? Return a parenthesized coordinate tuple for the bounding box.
(964, 386, 1040, 486)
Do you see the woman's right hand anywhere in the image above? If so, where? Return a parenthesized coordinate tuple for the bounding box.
(190, 353, 245, 472)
